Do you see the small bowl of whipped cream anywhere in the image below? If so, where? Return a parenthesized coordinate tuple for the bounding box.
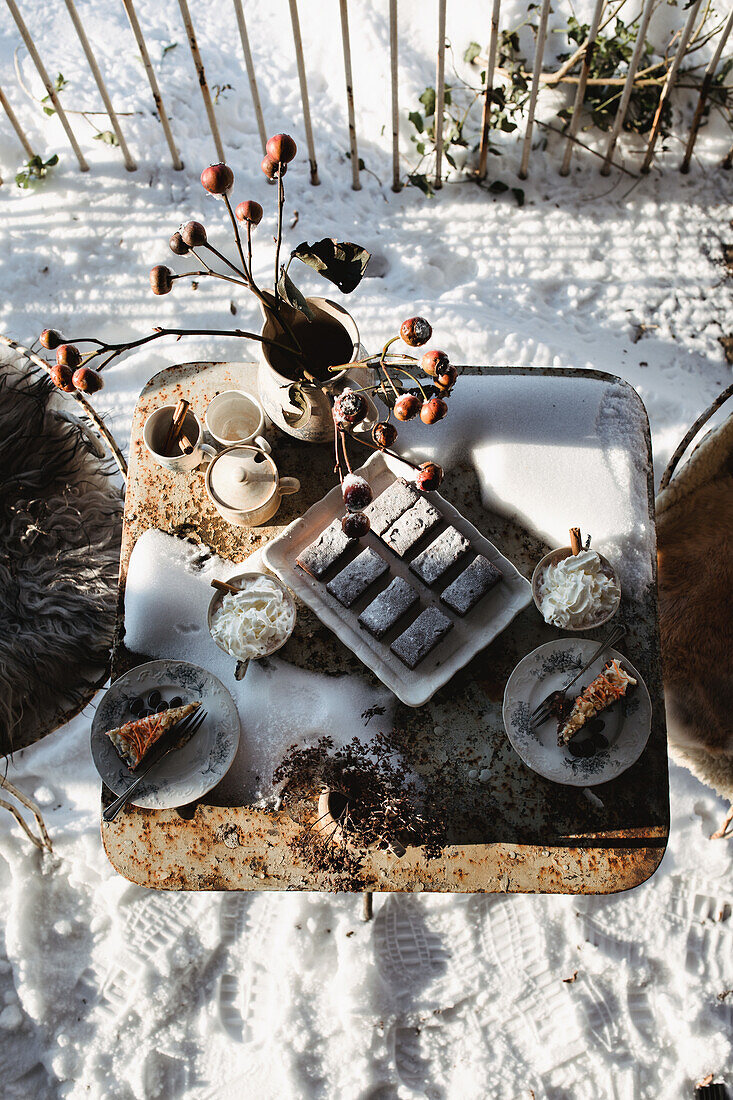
(208, 572, 296, 662)
(532, 547, 621, 631)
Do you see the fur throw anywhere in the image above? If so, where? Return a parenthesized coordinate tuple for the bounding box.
(0, 364, 123, 756)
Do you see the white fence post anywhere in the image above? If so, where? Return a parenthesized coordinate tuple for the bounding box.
(477, 0, 502, 181)
(641, 0, 703, 173)
(177, 0, 225, 163)
(288, 0, 319, 184)
(433, 0, 447, 189)
(231, 0, 267, 154)
(680, 7, 733, 173)
(389, 0, 401, 191)
(5, 0, 89, 171)
(518, 0, 551, 179)
(339, 0, 360, 190)
(121, 0, 183, 170)
(600, 0, 656, 176)
(0, 84, 35, 159)
(62, 0, 137, 170)
(559, 0, 605, 176)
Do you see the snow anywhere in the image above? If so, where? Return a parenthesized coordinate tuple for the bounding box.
(1, 0, 733, 1095)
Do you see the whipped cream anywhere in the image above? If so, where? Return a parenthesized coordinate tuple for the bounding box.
(538, 549, 619, 629)
(211, 576, 295, 660)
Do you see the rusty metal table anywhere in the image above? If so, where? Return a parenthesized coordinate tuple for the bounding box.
(103, 361, 669, 893)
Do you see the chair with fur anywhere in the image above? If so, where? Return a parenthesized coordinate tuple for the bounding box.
(657, 383, 733, 838)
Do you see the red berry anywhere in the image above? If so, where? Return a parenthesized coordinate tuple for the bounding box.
(400, 316, 432, 347)
(333, 389, 368, 426)
(40, 328, 64, 350)
(56, 344, 82, 369)
(372, 421, 398, 449)
(201, 163, 234, 195)
(72, 366, 103, 394)
(341, 512, 370, 539)
(435, 365, 458, 390)
(235, 200, 263, 225)
(150, 265, 174, 295)
(420, 397, 448, 425)
(261, 155, 286, 181)
(266, 133, 297, 164)
(49, 364, 75, 392)
(416, 461, 444, 491)
(169, 232, 189, 256)
(420, 349, 449, 377)
(342, 474, 373, 513)
(393, 394, 421, 421)
(180, 220, 207, 248)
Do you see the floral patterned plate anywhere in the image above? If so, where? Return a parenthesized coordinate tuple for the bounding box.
(502, 639, 651, 786)
(92, 659, 240, 809)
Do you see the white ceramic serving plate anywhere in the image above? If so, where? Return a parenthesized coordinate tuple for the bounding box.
(502, 638, 651, 786)
(262, 451, 533, 706)
(91, 659, 240, 809)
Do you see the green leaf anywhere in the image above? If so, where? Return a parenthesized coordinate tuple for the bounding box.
(407, 172, 434, 197)
(415, 142, 426, 155)
(162, 42, 178, 57)
(93, 130, 119, 146)
(488, 180, 509, 193)
(292, 238, 371, 294)
(464, 41, 482, 64)
(512, 187, 525, 207)
(419, 86, 436, 116)
(408, 110, 424, 133)
(43, 106, 56, 117)
(45, 154, 59, 167)
(276, 270, 315, 321)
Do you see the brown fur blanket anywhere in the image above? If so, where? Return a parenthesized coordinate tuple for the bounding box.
(0, 363, 123, 756)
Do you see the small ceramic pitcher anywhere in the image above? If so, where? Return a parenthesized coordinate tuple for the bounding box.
(143, 406, 217, 473)
(205, 443, 300, 527)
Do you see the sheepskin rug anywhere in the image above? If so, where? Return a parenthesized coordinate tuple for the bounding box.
(0, 363, 123, 756)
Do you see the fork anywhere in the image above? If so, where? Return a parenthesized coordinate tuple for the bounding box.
(103, 707, 207, 823)
(530, 624, 627, 731)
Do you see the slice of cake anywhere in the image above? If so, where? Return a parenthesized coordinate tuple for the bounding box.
(359, 577, 420, 638)
(105, 701, 201, 770)
(441, 555, 502, 615)
(381, 496, 442, 557)
(326, 548, 389, 608)
(391, 607, 453, 669)
(410, 527, 470, 586)
(364, 479, 419, 536)
(297, 519, 351, 579)
(558, 660, 636, 745)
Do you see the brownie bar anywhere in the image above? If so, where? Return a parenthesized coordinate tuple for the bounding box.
(297, 519, 351, 579)
(364, 479, 419, 536)
(441, 554, 502, 615)
(391, 607, 453, 669)
(410, 527, 470, 585)
(358, 577, 420, 639)
(381, 496, 442, 557)
(326, 548, 389, 607)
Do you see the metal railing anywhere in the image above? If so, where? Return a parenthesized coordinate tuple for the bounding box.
(2, 0, 731, 187)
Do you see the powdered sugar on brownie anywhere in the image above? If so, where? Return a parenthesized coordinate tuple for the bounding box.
(297, 519, 350, 579)
(441, 555, 502, 615)
(358, 577, 420, 638)
(381, 496, 441, 557)
(364, 479, 419, 535)
(410, 527, 470, 585)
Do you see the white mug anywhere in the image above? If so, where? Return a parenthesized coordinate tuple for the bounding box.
(205, 390, 271, 454)
(143, 405, 217, 473)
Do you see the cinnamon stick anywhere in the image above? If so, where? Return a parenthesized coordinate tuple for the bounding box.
(211, 578, 241, 595)
(178, 433, 195, 456)
(164, 399, 190, 454)
(569, 527, 582, 555)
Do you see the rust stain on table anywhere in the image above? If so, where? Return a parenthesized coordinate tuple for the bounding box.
(104, 361, 669, 894)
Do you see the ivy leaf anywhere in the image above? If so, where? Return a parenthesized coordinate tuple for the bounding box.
(407, 172, 434, 197)
(512, 187, 525, 207)
(277, 269, 314, 320)
(419, 87, 436, 116)
(464, 41, 482, 64)
(292, 239, 370, 294)
(93, 130, 119, 146)
(408, 110, 424, 133)
(488, 179, 509, 193)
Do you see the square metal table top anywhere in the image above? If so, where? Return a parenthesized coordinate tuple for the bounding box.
(103, 361, 669, 894)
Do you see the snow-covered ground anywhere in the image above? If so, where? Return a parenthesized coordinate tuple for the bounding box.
(1, 0, 732, 1096)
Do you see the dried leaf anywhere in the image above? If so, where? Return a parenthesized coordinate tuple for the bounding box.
(277, 270, 314, 320)
(292, 239, 370, 294)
